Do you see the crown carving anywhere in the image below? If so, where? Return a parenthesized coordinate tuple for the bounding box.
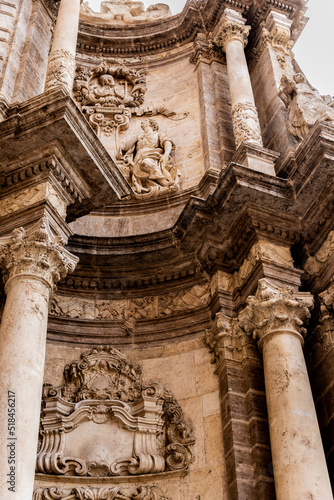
(238, 279, 314, 348)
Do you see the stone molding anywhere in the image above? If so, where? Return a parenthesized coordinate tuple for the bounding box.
(33, 486, 169, 500)
(231, 101, 263, 148)
(0, 217, 78, 291)
(38, 346, 195, 476)
(45, 50, 77, 93)
(189, 33, 225, 65)
(238, 279, 314, 348)
(49, 283, 210, 321)
(213, 9, 251, 52)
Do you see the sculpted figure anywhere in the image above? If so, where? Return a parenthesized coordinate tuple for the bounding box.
(279, 73, 334, 140)
(118, 119, 180, 197)
(80, 0, 171, 24)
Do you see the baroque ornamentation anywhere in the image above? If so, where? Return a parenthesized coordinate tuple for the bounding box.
(279, 73, 334, 140)
(304, 230, 334, 275)
(80, 0, 172, 25)
(252, 26, 293, 69)
(45, 50, 76, 92)
(213, 11, 251, 52)
(38, 346, 195, 476)
(74, 60, 147, 141)
(73, 61, 188, 145)
(205, 313, 250, 364)
(238, 279, 314, 347)
(0, 217, 78, 290)
(232, 102, 263, 148)
(117, 119, 181, 199)
(49, 284, 210, 321)
(33, 486, 170, 500)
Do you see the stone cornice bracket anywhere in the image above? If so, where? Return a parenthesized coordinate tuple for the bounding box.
(213, 8, 251, 53)
(0, 216, 79, 292)
(238, 278, 314, 350)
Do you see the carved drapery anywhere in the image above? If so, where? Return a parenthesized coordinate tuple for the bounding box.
(33, 486, 169, 500)
(37, 346, 195, 477)
(279, 73, 334, 140)
(117, 119, 181, 199)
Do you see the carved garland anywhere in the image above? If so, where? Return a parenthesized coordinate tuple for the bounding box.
(38, 346, 195, 477)
(33, 486, 169, 500)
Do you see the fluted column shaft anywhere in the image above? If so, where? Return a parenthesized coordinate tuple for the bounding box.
(45, 0, 81, 91)
(213, 9, 263, 149)
(239, 279, 333, 500)
(0, 219, 78, 500)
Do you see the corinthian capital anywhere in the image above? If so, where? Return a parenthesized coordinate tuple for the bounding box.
(213, 9, 251, 52)
(0, 217, 79, 290)
(238, 279, 314, 348)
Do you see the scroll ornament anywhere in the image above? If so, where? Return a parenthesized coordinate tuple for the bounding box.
(37, 346, 195, 477)
(33, 486, 170, 500)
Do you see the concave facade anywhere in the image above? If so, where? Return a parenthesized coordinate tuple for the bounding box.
(0, 0, 333, 499)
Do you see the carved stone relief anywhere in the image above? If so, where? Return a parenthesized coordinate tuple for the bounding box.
(279, 73, 334, 140)
(304, 230, 334, 275)
(38, 346, 195, 477)
(80, 0, 172, 25)
(117, 119, 181, 199)
(74, 61, 147, 143)
(49, 283, 210, 321)
(33, 486, 170, 500)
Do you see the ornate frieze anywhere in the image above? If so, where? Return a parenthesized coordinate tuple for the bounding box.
(304, 230, 334, 275)
(231, 102, 263, 148)
(33, 486, 169, 500)
(0, 217, 78, 291)
(279, 73, 334, 140)
(38, 346, 195, 476)
(49, 283, 210, 321)
(238, 279, 314, 348)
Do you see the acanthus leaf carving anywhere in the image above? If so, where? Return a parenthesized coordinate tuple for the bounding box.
(33, 486, 170, 500)
(238, 279, 314, 347)
(38, 346, 195, 477)
(0, 217, 78, 290)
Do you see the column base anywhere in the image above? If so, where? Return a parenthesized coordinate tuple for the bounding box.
(233, 142, 279, 176)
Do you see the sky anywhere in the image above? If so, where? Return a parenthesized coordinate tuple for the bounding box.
(87, 0, 334, 96)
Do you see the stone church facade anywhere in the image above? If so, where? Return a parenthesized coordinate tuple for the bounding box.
(0, 0, 333, 499)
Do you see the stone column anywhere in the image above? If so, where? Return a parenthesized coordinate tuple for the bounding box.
(239, 279, 333, 500)
(213, 9, 263, 149)
(45, 0, 81, 92)
(0, 217, 78, 500)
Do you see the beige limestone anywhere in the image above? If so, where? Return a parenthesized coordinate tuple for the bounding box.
(45, 0, 81, 91)
(262, 331, 333, 499)
(0, 219, 78, 500)
(239, 279, 333, 500)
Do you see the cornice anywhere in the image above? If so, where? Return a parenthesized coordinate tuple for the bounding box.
(74, 0, 307, 59)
